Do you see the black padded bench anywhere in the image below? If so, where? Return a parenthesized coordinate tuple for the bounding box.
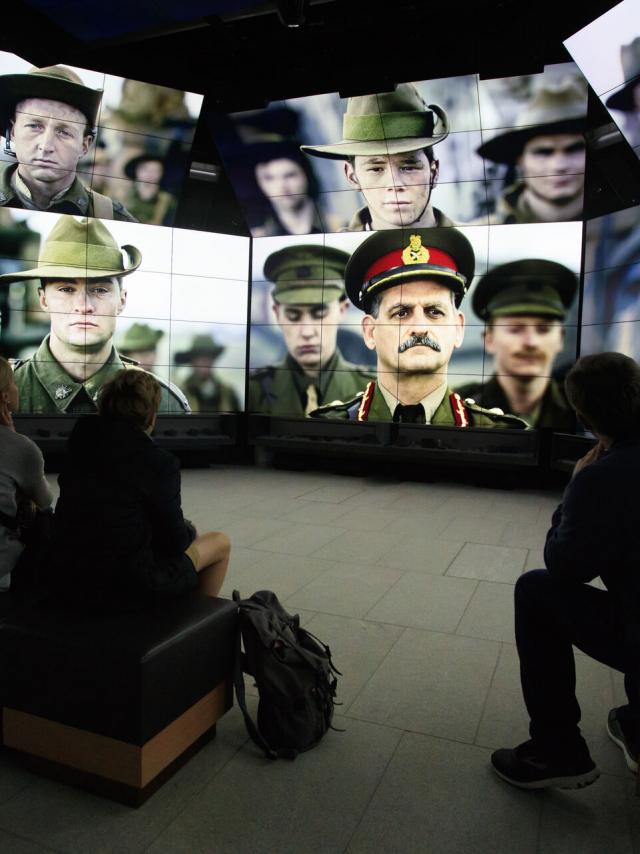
(0, 594, 237, 806)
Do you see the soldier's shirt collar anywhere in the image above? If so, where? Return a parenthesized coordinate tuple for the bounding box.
(11, 167, 89, 213)
(378, 380, 447, 424)
(30, 336, 123, 412)
(286, 349, 340, 400)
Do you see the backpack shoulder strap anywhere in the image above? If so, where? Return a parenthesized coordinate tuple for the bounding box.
(89, 189, 114, 219)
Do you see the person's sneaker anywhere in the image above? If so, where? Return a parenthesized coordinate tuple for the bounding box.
(491, 739, 599, 790)
(607, 707, 639, 773)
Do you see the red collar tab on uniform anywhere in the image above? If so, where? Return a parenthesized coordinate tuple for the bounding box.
(364, 247, 458, 285)
(450, 391, 469, 427)
(356, 381, 376, 422)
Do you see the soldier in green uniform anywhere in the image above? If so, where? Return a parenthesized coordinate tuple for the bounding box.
(118, 322, 164, 371)
(301, 84, 454, 231)
(457, 260, 577, 431)
(123, 154, 176, 226)
(0, 65, 136, 221)
(476, 80, 586, 225)
(311, 227, 527, 428)
(175, 335, 241, 413)
(248, 244, 374, 417)
(0, 215, 189, 414)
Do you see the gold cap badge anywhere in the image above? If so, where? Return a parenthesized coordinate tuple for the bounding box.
(401, 234, 430, 265)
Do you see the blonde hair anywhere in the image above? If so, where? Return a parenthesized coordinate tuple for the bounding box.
(0, 357, 13, 394)
(97, 369, 161, 429)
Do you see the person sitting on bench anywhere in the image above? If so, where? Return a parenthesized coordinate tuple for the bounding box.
(45, 369, 230, 611)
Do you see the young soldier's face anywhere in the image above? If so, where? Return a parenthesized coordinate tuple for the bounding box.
(274, 299, 348, 371)
(484, 315, 564, 379)
(518, 133, 585, 205)
(39, 277, 126, 352)
(11, 98, 92, 187)
(362, 280, 464, 379)
(345, 151, 438, 228)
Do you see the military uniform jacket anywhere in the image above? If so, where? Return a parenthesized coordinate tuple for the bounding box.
(342, 205, 455, 232)
(311, 380, 528, 428)
(0, 162, 137, 222)
(476, 182, 581, 225)
(15, 336, 190, 415)
(247, 351, 375, 417)
(456, 375, 575, 432)
(183, 373, 241, 413)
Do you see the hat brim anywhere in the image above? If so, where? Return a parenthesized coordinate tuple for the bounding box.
(489, 303, 566, 319)
(477, 118, 586, 164)
(0, 244, 141, 283)
(175, 347, 225, 364)
(274, 284, 344, 305)
(124, 155, 165, 181)
(0, 73, 103, 132)
(301, 136, 447, 161)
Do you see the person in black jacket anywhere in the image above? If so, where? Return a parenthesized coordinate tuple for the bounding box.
(491, 352, 640, 790)
(48, 369, 230, 610)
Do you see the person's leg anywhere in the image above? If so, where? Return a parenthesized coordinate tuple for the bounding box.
(491, 567, 633, 789)
(515, 568, 628, 752)
(189, 532, 231, 598)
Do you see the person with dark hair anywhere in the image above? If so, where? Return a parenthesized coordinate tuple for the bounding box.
(123, 153, 176, 226)
(491, 351, 640, 789)
(0, 65, 135, 220)
(47, 369, 230, 611)
(302, 84, 453, 231)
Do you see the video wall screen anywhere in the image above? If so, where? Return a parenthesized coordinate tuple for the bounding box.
(247, 222, 582, 430)
(0, 51, 204, 227)
(582, 201, 640, 362)
(564, 0, 640, 160)
(207, 62, 587, 238)
(0, 210, 249, 415)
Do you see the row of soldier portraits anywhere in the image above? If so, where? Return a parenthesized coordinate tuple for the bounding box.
(248, 221, 584, 431)
(0, 206, 601, 432)
(212, 62, 589, 237)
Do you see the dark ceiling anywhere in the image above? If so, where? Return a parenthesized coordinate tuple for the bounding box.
(2, 0, 621, 110)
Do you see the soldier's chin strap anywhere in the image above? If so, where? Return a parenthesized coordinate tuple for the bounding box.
(4, 129, 15, 158)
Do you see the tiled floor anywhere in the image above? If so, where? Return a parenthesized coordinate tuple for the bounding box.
(1, 465, 637, 854)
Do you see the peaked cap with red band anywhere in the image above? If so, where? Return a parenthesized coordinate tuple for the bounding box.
(344, 226, 475, 313)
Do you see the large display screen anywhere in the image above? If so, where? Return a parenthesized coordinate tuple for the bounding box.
(0, 51, 204, 227)
(208, 63, 587, 237)
(564, 0, 640, 160)
(0, 210, 249, 414)
(247, 222, 582, 430)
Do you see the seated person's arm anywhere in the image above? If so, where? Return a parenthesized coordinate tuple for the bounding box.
(17, 440, 54, 511)
(544, 464, 613, 584)
(144, 452, 194, 555)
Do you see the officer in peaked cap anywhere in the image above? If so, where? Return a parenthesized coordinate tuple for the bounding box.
(476, 79, 587, 225)
(0, 215, 188, 414)
(0, 65, 135, 221)
(458, 259, 578, 430)
(311, 227, 527, 427)
(301, 83, 454, 232)
(248, 243, 375, 417)
(175, 334, 241, 413)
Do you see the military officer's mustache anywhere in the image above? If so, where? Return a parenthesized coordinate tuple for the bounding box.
(398, 334, 441, 354)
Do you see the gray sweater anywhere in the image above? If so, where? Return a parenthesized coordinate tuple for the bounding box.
(0, 427, 53, 581)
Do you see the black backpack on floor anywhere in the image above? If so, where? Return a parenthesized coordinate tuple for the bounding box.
(232, 589, 341, 760)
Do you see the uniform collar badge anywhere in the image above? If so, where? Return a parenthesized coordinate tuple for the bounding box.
(401, 234, 430, 266)
(54, 384, 73, 400)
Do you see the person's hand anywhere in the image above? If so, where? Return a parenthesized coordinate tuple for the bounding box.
(573, 440, 607, 477)
(0, 397, 15, 431)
